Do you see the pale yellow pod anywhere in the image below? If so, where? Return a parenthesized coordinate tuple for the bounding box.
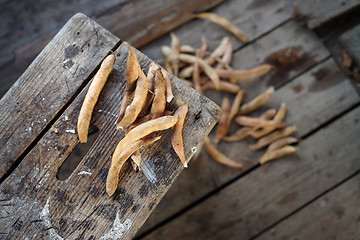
(116, 47, 141, 124)
(180, 45, 196, 53)
(161, 68, 174, 103)
(179, 53, 220, 89)
(215, 98, 231, 142)
(171, 103, 189, 167)
(106, 136, 161, 196)
(195, 12, 247, 42)
(238, 87, 274, 115)
(234, 116, 286, 128)
(131, 150, 141, 170)
(170, 33, 180, 76)
(202, 80, 242, 94)
(223, 127, 251, 142)
(267, 137, 298, 153)
(228, 90, 245, 123)
(192, 51, 202, 93)
(215, 64, 274, 83)
(77, 54, 115, 143)
(221, 39, 233, 66)
(260, 145, 297, 164)
(138, 62, 158, 116)
(203, 136, 242, 168)
(177, 37, 229, 78)
(250, 103, 287, 139)
(149, 68, 166, 119)
(250, 126, 297, 150)
(224, 107, 276, 142)
(117, 70, 149, 130)
(112, 116, 178, 169)
(206, 37, 229, 66)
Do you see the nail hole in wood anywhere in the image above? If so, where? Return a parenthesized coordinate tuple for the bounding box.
(57, 126, 99, 180)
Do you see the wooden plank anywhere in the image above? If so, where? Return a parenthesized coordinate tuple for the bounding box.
(142, 105, 360, 239)
(137, 21, 344, 234)
(141, 0, 294, 62)
(0, 13, 120, 181)
(0, 0, 225, 98)
(256, 174, 360, 240)
(227, 20, 330, 99)
(294, 0, 360, 29)
(312, 9, 360, 93)
(0, 39, 220, 239)
(341, 24, 360, 68)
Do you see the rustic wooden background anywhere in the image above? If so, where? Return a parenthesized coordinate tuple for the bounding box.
(1, 0, 360, 239)
(0, 12, 221, 239)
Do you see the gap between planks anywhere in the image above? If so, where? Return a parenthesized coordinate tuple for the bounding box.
(232, 18, 293, 54)
(254, 170, 360, 239)
(250, 168, 360, 239)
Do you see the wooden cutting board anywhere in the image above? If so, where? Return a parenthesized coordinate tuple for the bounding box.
(0, 13, 220, 239)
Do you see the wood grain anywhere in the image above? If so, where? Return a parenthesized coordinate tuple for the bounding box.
(142, 106, 360, 239)
(138, 23, 357, 235)
(0, 0, 226, 98)
(0, 37, 220, 239)
(256, 174, 360, 240)
(0, 13, 120, 181)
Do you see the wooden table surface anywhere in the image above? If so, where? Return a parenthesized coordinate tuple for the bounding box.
(0, 13, 220, 239)
(1, 0, 360, 239)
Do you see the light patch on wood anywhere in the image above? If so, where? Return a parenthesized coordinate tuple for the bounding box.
(98, 109, 118, 118)
(99, 211, 132, 240)
(28, 167, 40, 182)
(36, 172, 50, 189)
(141, 160, 157, 184)
(78, 170, 92, 176)
(40, 198, 64, 240)
(191, 146, 197, 153)
(113, 64, 123, 72)
(65, 129, 76, 134)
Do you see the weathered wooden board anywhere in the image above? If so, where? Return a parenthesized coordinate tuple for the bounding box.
(0, 13, 120, 181)
(0, 0, 225, 98)
(341, 24, 360, 68)
(294, 0, 360, 29)
(0, 40, 220, 240)
(256, 174, 360, 240)
(267, 58, 360, 134)
(137, 25, 357, 235)
(142, 106, 360, 239)
(0, 14, 220, 239)
(141, 0, 294, 61)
